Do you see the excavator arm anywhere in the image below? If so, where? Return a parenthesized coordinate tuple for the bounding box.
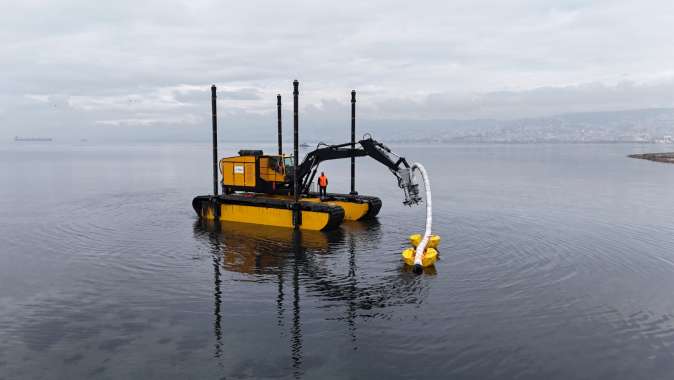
(293, 137, 422, 205)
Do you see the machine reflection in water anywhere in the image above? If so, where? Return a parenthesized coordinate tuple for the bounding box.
(193, 218, 430, 376)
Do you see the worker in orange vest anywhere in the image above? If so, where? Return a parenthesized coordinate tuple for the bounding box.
(318, 171, 328, 200)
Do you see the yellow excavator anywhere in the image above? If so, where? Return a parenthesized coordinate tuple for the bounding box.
(193, 81, 422, 230)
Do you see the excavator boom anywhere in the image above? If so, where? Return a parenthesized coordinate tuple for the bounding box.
(294, 137, 422, 206)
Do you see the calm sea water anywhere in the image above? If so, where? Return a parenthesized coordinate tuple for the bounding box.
(2, 142, 674, 379)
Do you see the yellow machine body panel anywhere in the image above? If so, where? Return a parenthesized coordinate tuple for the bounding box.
(220, 155, 286, 190)
(200, 202, 331, 231)
(221, 156, 256, 188)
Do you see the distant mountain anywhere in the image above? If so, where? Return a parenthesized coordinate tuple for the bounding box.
(181, 108, 674, 144)
(41, 107, 671, 144)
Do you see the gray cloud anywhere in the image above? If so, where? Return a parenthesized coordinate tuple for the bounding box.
(1, 0, 673, 141)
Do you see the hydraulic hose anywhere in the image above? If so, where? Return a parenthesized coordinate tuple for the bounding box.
(411, 162, 432, 272)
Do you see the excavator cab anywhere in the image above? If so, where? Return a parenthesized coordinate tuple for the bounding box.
(282, 156, 294, 169)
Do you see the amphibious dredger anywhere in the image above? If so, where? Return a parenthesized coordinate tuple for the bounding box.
(193, 80, 422, 230)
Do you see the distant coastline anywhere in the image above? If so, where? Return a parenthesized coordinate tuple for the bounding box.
(628, 152, 674, 164)
(14, 136, 52, 142)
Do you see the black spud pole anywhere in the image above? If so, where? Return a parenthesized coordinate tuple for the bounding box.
(293, 80, 301, 228)
(211, 85, 218, 197)
(277, 94, 283, 155)
(350, 90, 357, 195)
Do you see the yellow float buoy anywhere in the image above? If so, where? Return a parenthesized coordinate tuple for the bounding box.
(401, 247, 438, 267)
(409, 234, 441, 249)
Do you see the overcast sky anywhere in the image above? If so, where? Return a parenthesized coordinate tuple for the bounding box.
(2, 0, 673, 141)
